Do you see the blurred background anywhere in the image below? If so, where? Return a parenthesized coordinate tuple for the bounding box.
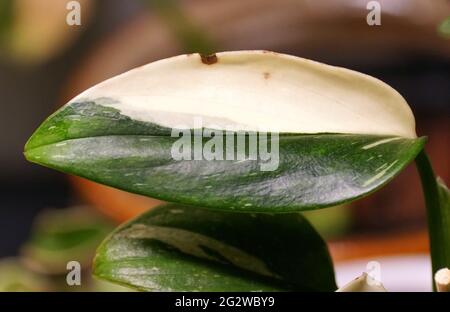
(0, 0, 449, 291)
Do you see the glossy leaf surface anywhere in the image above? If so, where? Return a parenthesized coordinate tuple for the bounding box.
(94, 204, 336, 291)
(25, 102, 425, 212)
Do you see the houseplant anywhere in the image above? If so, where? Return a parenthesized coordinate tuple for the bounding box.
(24, 51, 449, 291)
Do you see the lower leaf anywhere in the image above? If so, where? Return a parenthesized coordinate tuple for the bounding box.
(93, 204, 336, 291)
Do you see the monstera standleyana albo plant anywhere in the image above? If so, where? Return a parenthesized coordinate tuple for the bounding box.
(25, 51, 449, 292)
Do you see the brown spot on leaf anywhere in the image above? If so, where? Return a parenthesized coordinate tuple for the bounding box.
(200, 53, 218, 65)
(263, 72, 271, 79)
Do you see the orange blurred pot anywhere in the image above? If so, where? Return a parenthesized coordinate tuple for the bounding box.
(69, 176, 162, 222)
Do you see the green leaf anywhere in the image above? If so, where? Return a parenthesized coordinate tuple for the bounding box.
(438, 16, 450, 38)
(435, 178, 450, 268)
(21, 206, 112, 274)
(24, 101, 425, 212)
(25, 51, 424, 212)
(0, 259, 51, 292)
(93, 204, 336, 291)
(0, 0, 14, 43)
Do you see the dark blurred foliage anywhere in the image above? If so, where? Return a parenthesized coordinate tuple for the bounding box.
(0, 0, 142, 256)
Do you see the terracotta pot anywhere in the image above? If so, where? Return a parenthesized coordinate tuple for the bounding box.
(69, 176, 162, 222)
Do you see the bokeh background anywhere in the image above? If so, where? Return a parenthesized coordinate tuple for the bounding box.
(0, 0, 449, 291)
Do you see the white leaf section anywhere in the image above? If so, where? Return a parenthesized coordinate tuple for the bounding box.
(336, 273, 387, 292)
(70, 51, 417, 138)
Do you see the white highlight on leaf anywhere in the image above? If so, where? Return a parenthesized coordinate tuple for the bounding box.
(375, 163, 387, 171)
(362, 137, 402, 150)
(118, 223, 277, 279)
(363, 160, 399, 187)
(115, 267, 164, 290)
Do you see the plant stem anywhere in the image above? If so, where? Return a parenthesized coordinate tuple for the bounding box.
(415, 150, 450, 291)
